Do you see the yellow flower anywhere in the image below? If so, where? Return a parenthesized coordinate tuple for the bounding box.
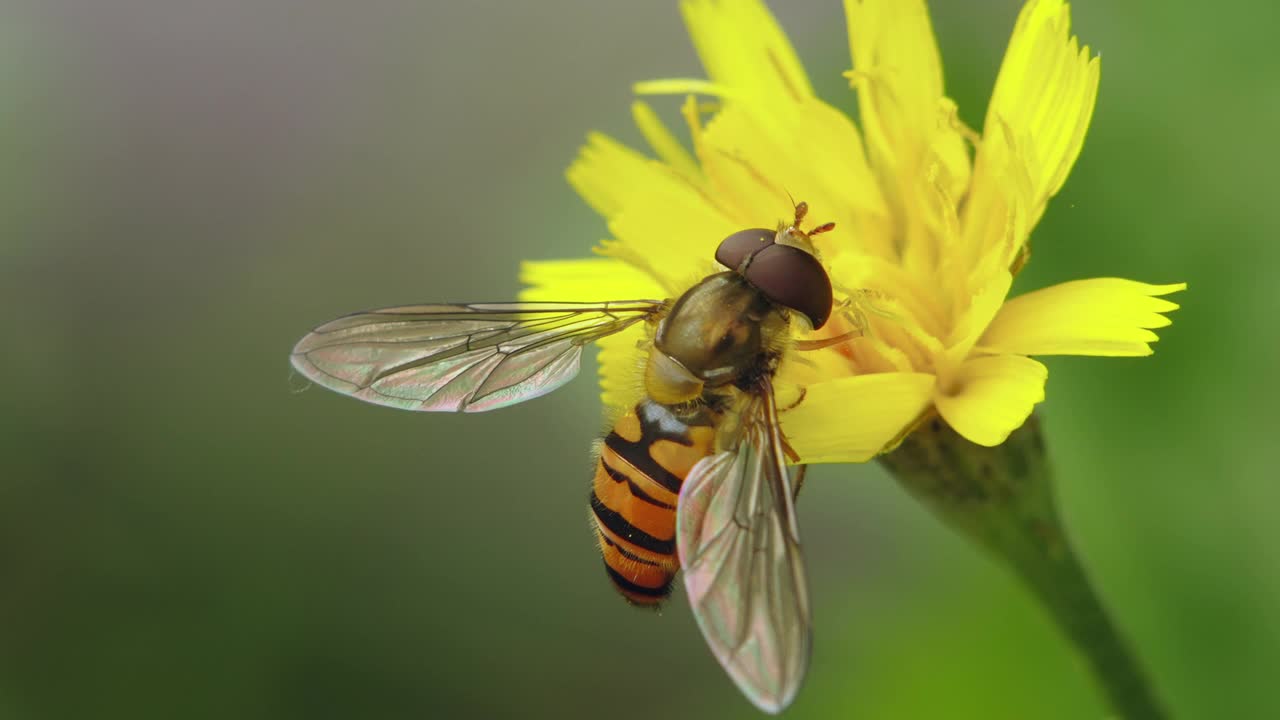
(521, 0, 1184, 461)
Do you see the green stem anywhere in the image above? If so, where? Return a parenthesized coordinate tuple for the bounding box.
(879, 413, 1167, 719)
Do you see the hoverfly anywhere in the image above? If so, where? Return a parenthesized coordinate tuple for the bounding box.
(290, 203, 843, 714)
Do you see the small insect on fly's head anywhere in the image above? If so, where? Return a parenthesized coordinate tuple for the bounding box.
(712, 202, 835, 331)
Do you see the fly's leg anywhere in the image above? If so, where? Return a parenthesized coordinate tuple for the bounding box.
(794, 327, 862, 352)
(795, 289, 897, 352)
(775, 389, 809, 499)
(777, 386, 807, 413)
(794, 299, 867, 352)
(791, 464, 807, 499)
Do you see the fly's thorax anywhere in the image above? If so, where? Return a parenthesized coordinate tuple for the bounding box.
(644, 273, 786, 405)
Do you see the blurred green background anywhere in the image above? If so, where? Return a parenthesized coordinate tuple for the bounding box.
(0, 1, 1274, 718)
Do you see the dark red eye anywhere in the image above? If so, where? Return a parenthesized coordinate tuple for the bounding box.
(715, 228, 775, 271)
(741, 244, 833, 330)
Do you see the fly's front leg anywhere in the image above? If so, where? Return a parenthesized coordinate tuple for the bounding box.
(791, 464, 807, 499)
(793, 299, 865, 352)
(774, 389, 808, 499)
(794, 289, 896, 352)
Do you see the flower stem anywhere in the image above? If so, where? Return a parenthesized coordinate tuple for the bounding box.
(879, 414, 1167, 719)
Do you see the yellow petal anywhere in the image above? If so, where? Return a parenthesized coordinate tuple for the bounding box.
(935, 354, 1047, 447)
(784, 372, 936, 463)
(964, 0, 1100, 268)
(844, 0, 971, 268)
(978, 278, 1187, 357)
(566, 133, 735, 292)
(845, 0, 943, 147)
(829, 253, 948, 340)
(633, 78, 732, 98)
(958, 116, 1035, 274)
(597, 324, 648, 412)
(693, 98, 891, 261)
(941, 269, 1013, 372)
(632, 3, 889, 259)
(567, 132, 646, 219)
(631, 100, 700, 180)
(989, 0, 1100, 211)
(681, 0, 812, 103)
(519, 258, 665, 302)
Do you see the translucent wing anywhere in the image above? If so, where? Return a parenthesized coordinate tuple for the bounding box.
(676, 379, 811, 714)
(290, 301, 663, 412)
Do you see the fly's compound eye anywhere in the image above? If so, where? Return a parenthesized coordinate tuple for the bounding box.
(741, 244, 833, 330)
(715, 228, 775, 271)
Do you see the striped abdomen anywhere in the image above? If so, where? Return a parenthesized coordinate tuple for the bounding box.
(590, 400, 719, 605)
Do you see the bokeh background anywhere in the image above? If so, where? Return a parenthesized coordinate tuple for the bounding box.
(1, 1, 1274, 718)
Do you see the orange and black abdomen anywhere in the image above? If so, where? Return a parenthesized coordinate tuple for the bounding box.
(590, 400, 718, 605)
